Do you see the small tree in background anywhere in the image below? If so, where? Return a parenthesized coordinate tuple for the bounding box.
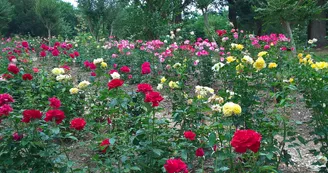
(255, 0, 327, 55)
(35, 0, 60, 43)
(0, 0, 13, 34)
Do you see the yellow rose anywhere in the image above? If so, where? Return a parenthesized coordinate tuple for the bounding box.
(289, 78, 294, 83)
(161, 77, 167, 83)
(52, 68, 65, 76)
(69, 88, 79, 94)
(268, 62, 278, 68)
(305, 54, 311, 59)
(235, 44, 244, 50)
(226, 56, 236, 63)
(297, 53, 303, 59)
(253, 57, 266, 71)
(101, 62, 107, 68)
(169, 81, 179, 89)
(222, 102, 242, 117)
(258, 51, 268, 57)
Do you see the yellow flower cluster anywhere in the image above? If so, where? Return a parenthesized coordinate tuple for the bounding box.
(253, 57, 266, 71)
(311, 62, 328, 71)
(298, 53, 313, 65)
(222, 102, 242, 117)
(231, 43, 244, 50)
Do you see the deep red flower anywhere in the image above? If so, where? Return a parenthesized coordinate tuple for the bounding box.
(49, 97, 61, 109)
(70, 117, 86, 130)
(184, 131, 196, 141)
(100, 138, 110, 153)
(141, 62, 151, 74)
(231, 129, 262, 153)
(0, 93, 14, 106)
(0, 104, 13, 116)
(69, 53, 75, 59)
(54, 42, 60, 47)
(13, 132, 23, 141)
(22, 110, 42, 123)
(2, 74, 13, 80)
(84, 60, 91, 68)
(22, 41, 29, 48)
(7, 64, 20, 74)
(109, 69, 118, 74)
(40, 51, 46, 57)
(164, 158, 188, 173)
(144, 91, 163, 107)
(136, 83, 153, 94)
(45, 109, 65, 124)
(195, 148, 204, 157)
(107, 79, 124, 90)
(61, 65, 70, 71)
(213, 145, 217, 152)
(120, 66, 131, 73)
(107, 117, 112, 124)
(22, 74, 33, 80)
(91, 72, 96, 76)
(41, 44, 49, 50)
(216, 30, 227, 37)
(52, 49, 60, 56)
(7, 55, 16, 62)
(89, 63, 96, 70)
(74, 51, 80, 57)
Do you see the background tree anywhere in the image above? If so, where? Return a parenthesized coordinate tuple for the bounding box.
(0, 0, 14, 34)
(35, 0, 61, 42)
(255, 0, 327, 54)
(308, 0, 328, 47)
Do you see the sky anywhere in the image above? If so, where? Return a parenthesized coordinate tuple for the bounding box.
(62, 0, 78, 7)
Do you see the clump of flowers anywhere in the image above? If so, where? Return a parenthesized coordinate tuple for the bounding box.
(222, 102, 242, 117)
(22, 110, 42, 123)
(231, 129, 262, 153)
(195, 86, 214, 99)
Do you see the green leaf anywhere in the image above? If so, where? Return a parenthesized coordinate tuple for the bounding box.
(152, 149, 164, 156)
(181, 150, 188, 161)
(110, 138, 116, 145)
(130, 166, 141, 171)
(297, 136, 307, 145)
(218, 167, 229, 171)
(209, 132, 216, 146)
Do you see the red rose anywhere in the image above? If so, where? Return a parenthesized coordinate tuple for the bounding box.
(41, 44, 49, 50)
(13, 132, 23, 141)
(184, 130, 196, 141)
(40, 51, 46, 57)
(45, 109, 65, 124)
(88, 63, 96, 70)
(113, 64, 117, 68)
(61, 65, 70, 71)
(120, 66, 131, 73)
(74, 51, 80, 57)
(52, 49, 60, 56)
(100, 138, 110, 153)
(216, 30, 227, 37)
(49, 97, 61, 109)
(91, 72, 96, 76)
(22, 110, 42, 123)
(54, 42, 60, 47)
(22, 41, 29, 48)
(22, 74, 33, 80)
(107, 117, 112, 124)
(2, 74, 13, 80)
(136, 83, 153, 94)
(107, 79, 124, 90)
(164, 158, 188, 173)
(0, 104, 13, 116)
(128, 74, 132, 79)
(0, 93, 14, 106)
(109, 69, 118, 74)
(84, 60, 91, 68)
(144, 91, 163, 107)
(195, 148, 204, 157)
(7, 64, 20, 74)
(141, 62, 151, 74)
(70, 117, 86, 130)
(231, 129, 262, 153)
(69, 53, 75, 59)
(7, 55, 16, 62)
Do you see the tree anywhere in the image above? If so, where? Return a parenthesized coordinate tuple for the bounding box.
(0, 0, 13, 34)
(35, 0, 61, 42)
(308, 0, 328, 47)
(255, 0, 327, 55)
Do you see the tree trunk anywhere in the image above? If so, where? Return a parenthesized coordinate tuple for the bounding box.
(283, 21, 296, 56)
(202, 8, 217, 44)
(308, 0, 327, 48)
(48, 28, 51, 46)
(227, 0, 237, 29)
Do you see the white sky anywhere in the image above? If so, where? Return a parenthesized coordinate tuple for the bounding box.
(62, 0, 78, 7)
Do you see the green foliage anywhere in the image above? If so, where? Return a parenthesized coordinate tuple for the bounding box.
(0, 0, 13, 33)
(35, 0, 61, 38)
